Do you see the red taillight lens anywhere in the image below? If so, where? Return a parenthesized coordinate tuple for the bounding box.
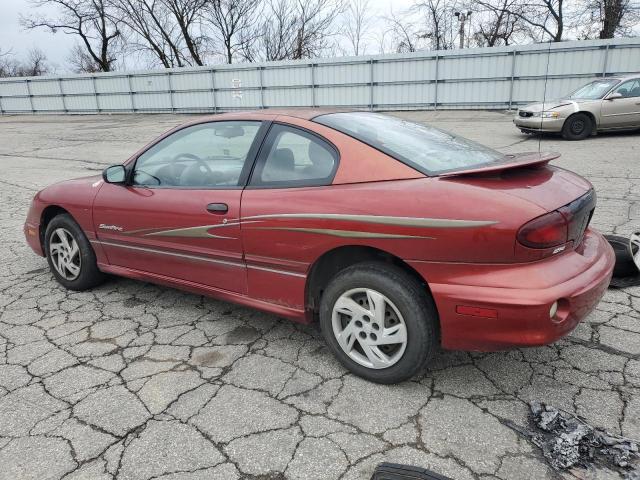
(517, 211, 568, 249)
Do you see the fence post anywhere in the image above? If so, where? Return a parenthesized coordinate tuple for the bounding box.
(0, 84, 4, 114)
(59, 78, 67, 113)
(602, 44, 610, 77)
(167, 72, 174, 112)
(26, 79, 35, 113)
(127, 75, 135, 112)
(258, 66, 265, 109)
(508, 49, 517, 111)
(310, 63, 316, 108)
(92, 76, 100, 113)
(369, 59, 374, 110)
(433, 55, 439, 111)
(211, 69, 217, 113)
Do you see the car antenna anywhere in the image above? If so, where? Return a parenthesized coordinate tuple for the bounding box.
(539, 39, 552, 154)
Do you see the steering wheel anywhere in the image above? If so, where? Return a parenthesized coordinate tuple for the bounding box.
(172, 153, 227, 186)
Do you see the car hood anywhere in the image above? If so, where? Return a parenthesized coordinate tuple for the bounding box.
(520, 99, 600, 113)
(37, 174, 104, 205)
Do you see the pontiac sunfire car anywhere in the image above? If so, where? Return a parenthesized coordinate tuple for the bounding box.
(514, 74, 640, 140)
(24, 110, 615, 383)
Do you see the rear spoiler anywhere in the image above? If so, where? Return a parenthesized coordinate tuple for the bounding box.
(438, 151, 560, 177)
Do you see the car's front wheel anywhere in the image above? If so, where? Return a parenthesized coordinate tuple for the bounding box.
(562, 113, 593, 140)
(45, 214, 106, 291)
(319, 262, 438, 384)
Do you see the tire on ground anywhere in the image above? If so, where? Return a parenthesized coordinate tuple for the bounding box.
(44, 213, 106, 291)
(319, 261, 438, 384)
(562, 112, 593, 140)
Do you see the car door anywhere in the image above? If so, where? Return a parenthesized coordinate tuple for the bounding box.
(93, 120, 268, 294)
(240, 123, 340, 308)
(600, 79, 640, 128)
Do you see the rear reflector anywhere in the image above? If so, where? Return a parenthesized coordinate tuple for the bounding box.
(456, 305, 498, 319)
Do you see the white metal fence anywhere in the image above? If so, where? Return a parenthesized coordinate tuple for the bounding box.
(1, 38, 639, 114)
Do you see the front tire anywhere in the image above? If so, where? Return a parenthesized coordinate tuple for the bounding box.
(562, 113, 593, 140)
(319, 262, 438, 384)
(45, 214, 105, 291)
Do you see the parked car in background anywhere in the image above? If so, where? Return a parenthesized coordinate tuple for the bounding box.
(514, 74, 640, 140)
(25, 110, 615, 383)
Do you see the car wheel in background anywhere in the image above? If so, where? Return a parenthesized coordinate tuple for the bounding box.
(605, 234, 640, 278)
(45, 214, 106, 291)
(319, 262, 438, 384)
(562, 113, 593, 140)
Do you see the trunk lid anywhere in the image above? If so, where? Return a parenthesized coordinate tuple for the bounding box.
(441, 152, 592, 212)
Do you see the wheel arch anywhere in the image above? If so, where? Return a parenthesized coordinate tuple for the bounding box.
(40, 205, 71, 249)
(305, 245, 434, 320)
(567, 110, 597, 131)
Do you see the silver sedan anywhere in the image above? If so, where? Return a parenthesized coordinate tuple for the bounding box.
(514, 74, 640, 140)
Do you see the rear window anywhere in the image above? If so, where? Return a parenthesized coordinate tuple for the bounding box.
(313, 112, 506, 175)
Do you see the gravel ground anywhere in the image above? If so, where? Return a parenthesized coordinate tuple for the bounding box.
(0, 111, 639, 480)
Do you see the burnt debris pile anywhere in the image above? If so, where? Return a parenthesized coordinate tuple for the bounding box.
(528, 402, 639, 478)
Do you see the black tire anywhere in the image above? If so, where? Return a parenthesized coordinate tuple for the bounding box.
(319, 261, 438, 384)
(562, 113, 593, 140)
(604, 234, 640, 278)
(44, 213, 106, 291)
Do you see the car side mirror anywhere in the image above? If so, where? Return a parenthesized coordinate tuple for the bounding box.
(103, 165, 126, 184)
(607, 92, 623, 100)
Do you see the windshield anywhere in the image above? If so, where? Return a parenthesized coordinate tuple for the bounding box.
(567, 79, 620, 100)
(314, 112, 506, 175)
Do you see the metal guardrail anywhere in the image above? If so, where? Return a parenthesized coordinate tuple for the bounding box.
(0, 38, 638, 114)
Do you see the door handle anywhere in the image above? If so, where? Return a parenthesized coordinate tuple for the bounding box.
(206, 203, 228, 214)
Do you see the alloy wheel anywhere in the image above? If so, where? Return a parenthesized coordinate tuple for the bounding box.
(331, 288, 407, 369)
(49, 228, 81, 280)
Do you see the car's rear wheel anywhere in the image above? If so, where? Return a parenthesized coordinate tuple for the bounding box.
(319, 262, 438, 384)
(562, 113, 593, 140)
(45, 214, 105, 291)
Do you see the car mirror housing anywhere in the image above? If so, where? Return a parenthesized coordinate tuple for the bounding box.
(103, 165, 126, 184)
(607, 92, 623, 100)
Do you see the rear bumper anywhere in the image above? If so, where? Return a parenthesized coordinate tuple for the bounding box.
(409, 229, 614, 351)
(513, 116, 565, 133)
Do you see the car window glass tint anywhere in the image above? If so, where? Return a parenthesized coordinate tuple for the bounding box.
(315, 112, 504, 175)
(614, 79, 640, 98)
(133, 121, 261, 188)
(254, 125, 337, 186)
(568, 79, 620, 100)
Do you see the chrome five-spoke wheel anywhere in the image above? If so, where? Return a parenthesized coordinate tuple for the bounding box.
(332, 288, 408, 369)
(49, 228, 81, 280)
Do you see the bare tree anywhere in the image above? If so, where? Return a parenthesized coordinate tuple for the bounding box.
(204, 0, 261, 63)
(251, 0, 345, 61)
(160, 0, 207, 65)
(574, 0, 640, 38)
(0, 48, 51, 77)
(474, 0, 523, 46)
(412, 0, 459, 50)
(384, 9, 423, 53)
(501, 0, 566, 41)
(22, 0, 121, 72)
(343, 0, 373, 56)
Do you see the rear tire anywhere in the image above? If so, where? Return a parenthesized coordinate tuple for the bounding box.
(562, 113, 593, 140)
(44, 214, 106, 291)
(319, 262, 438, 384)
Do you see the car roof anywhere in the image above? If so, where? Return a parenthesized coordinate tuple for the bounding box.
(193, 108, 353, 122)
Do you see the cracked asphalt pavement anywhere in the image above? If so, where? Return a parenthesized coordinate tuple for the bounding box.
(0, 111, 639, 480)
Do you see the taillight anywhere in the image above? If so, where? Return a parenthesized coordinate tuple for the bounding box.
(517, 211, 568, 249)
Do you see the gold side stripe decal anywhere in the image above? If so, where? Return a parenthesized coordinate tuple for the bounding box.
(241, 213, 498, 228)
(247, 227, 434, 239)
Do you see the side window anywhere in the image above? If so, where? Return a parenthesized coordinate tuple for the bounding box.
(613, 79, 640, 98)
(250, 124, 338, 187)
(133, 121, 261, 188)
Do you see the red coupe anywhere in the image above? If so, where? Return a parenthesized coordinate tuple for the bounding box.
(24, 110, 615, 383)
